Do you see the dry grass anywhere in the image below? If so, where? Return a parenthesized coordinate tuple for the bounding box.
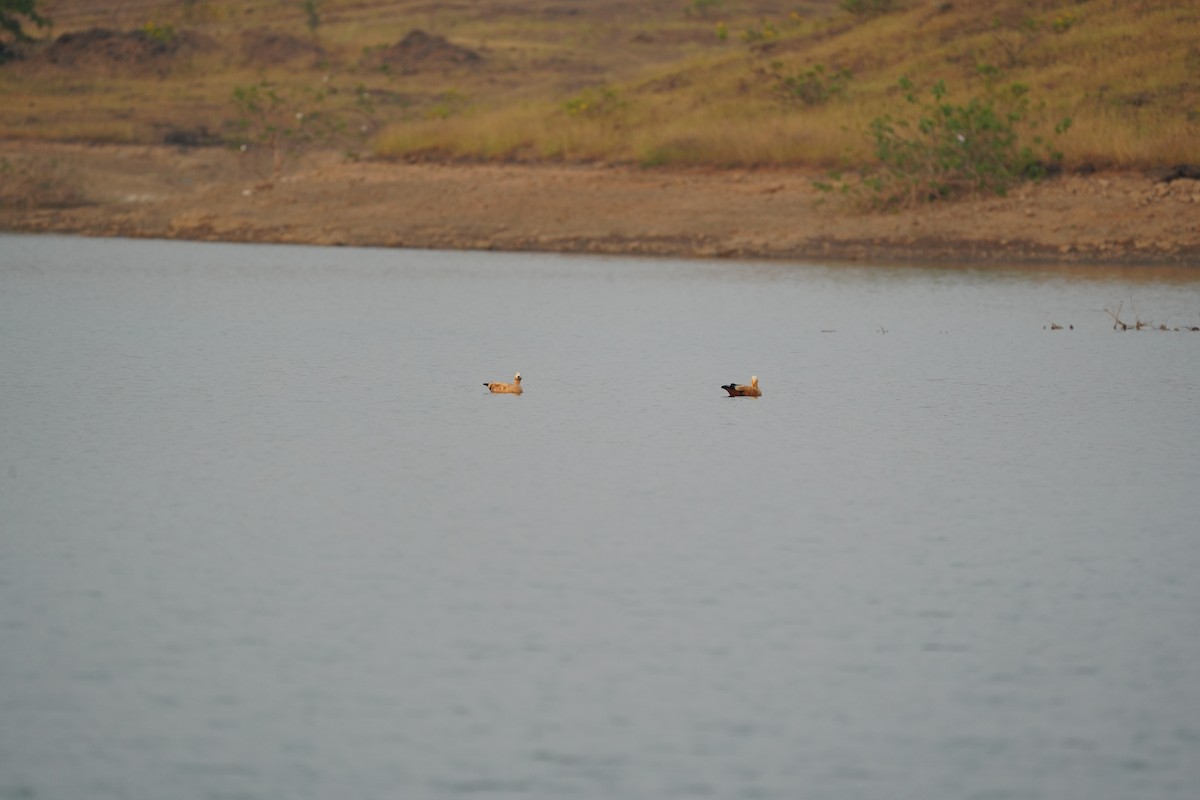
(4, 0, 1198, 171)
(1065, 105, 1199, 169)
(372, 0, 1200, 169)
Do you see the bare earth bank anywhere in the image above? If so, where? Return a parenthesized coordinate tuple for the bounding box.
(3, 141, 1199, 266)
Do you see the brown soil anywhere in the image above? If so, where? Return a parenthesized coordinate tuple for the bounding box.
(32, 28, 216, 75)
(2, 140, 1199, 266)
(238, 29, 325, 67)
(360, 30, 484, 74)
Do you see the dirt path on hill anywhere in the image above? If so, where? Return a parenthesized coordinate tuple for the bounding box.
(3, 141, 1199, 266)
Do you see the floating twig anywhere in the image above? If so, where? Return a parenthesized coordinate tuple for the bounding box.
(1104, 302, 1128, 330)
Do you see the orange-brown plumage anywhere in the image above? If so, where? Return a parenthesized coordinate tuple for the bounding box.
(485, 373, 523, 394)
(721, 375, 761, 397)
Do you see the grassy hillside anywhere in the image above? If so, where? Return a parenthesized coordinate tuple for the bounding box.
(2, 0, 1197, 171)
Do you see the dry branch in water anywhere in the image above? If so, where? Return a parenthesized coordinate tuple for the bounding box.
(1105, 301, 1149, 331)
(1105, 302, 1127, 330)
(1103, 302, 1200, 332)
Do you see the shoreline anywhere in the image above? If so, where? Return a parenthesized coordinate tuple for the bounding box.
(2, 141, 1199, 267)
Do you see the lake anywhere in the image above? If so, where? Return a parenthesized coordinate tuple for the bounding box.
(2, 233, 1199, 800)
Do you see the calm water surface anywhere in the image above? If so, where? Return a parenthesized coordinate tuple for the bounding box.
(2, 234, 1199, 800)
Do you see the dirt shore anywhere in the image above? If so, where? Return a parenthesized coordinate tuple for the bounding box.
(3, 141, 1199, 266)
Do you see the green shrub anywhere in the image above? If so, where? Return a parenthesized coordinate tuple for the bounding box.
(769, 62, 851, 107)
(850, 74, 1071, 207)
(0, 0, 50, 47)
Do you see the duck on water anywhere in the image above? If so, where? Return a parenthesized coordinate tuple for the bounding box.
(722, 376, 761, 397)
(485, 373, 523, 394)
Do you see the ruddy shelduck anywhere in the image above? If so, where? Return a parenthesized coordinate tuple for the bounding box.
(721, 375, 761, 397)
(485, 373, 523, 394)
